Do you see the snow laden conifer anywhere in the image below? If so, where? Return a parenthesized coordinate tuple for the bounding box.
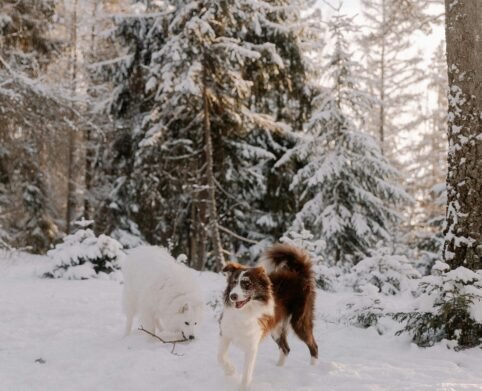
(0, 0, 63, 252)
(395, 262, 482, 348)
(44, 227, 124, 280)
(96, 0, 320, 269)
(91, 2, 170, 245)
(282, 10, 407, 266)
(136, 0, 304, 270)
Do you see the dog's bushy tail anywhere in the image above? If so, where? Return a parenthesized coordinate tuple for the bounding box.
(260, 243, 318, 360)
(261, 243, 318, 358)
(260, 243, 313, 280)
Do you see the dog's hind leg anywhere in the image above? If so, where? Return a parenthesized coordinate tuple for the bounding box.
(291, 318, 318, 365)
(305, 331, 319, 366)
(271, 319, 290, 367)
(218, 336, 235, 376)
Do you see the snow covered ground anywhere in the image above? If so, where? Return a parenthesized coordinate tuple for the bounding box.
(1, 252, 482, 391)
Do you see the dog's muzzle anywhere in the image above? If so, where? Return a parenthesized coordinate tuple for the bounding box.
(230, 293, 251, 309)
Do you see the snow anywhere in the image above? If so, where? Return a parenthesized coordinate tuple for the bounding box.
(445, 267, 480, 284)
(1, 253, 482, 391)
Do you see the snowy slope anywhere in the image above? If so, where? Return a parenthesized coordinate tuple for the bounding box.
(1, 252, 482, 391)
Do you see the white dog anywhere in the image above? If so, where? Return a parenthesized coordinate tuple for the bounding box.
(122, 245, 203, 340)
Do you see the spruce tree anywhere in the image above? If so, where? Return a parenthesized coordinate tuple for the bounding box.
(282, 10, 407, 265)
(92, 3, 168, 245)
(95, 0, 319, 268)
(0, 0, 63, 252)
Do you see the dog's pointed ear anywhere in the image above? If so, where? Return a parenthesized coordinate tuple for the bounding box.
(222, 262, 244, 276)
(179, 303, 190, 314)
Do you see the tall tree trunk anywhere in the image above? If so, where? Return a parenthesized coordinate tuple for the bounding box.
(65, 0, 79, 234)
(189, 181, 207, 271)
(443, 0, 482, 270)
(202, 64, 225, 272)
(83, 0, 99, 220)
(189, 197, 198, 269)
(378, 0, 386, 155)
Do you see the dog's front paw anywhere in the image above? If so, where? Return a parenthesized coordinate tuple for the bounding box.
(239, 383, 250, 391)
(222, 361, 236, 376)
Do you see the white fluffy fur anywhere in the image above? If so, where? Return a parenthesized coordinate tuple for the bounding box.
(219, 297, 274, 391)
(122, 245, 203, 340)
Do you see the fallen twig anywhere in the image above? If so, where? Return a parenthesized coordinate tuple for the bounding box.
(138, 326, 188, 355)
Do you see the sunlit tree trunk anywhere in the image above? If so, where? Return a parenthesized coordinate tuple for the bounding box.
(443, 0, 482, 270)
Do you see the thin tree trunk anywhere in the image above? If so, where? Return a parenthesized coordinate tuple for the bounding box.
(443, 0, 482, 270)
(189, 196, 198, 269)
(202, 64, 225, 272)
(66, 129, 76, 234)
(83, 132, 93, 221)
(83, 0, 99, 220)
(379, 0, 386, 156)
(189, 154, 208, 271)
(197, 188, 208, 270)
(65, 0, 79, 234)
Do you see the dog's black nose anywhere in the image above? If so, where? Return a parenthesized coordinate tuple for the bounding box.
(189, 335, 195, 340)
(230, 293, 238, 301)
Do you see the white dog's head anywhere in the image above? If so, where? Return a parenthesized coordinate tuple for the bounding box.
(165, 301, 203, 340)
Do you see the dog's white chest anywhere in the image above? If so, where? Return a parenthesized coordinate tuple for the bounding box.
(220, 305, 269, 348)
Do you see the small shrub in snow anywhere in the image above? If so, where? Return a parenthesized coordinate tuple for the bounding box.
(44, 229, 124, 280)
(349, 247, 420, 295)
(395, 261, 482, 349)
(344, 285, 386, 329)
(340, 248, 420, 331)
(312, 262, 344, 291)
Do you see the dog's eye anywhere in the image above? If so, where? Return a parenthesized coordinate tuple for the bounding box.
(241, 281, 251, 289)
(185, 322, 190, 326)
(195, 322, 197, 325)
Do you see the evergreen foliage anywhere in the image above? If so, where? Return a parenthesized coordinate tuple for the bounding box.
(44, 228, 124, 280)
(349, 247, 420, 295)
(94, 0, 320, 268)
(0, 0, 65, 252)
(282, 11, 407, 265)
(395, 262, 482, 349)
(14, 143, 59, 253)
(345, 294, 385, 329)
(0, 0, 57, 73)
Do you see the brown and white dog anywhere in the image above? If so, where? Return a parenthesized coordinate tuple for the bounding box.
(218, 243, 318, 390)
